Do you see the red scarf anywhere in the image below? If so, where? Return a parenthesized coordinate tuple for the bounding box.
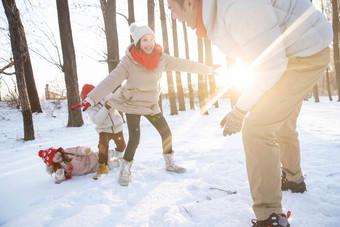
(130, 44, 163, 70)
(196, 0, 208, 39)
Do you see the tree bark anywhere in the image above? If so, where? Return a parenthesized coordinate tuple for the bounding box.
(147, 0, 155, 32)
(100, 0, 120, 73)
(56, 0, 83, 127)
(128, 0, 135, 43)
(128, 0, 135, 26)
(332, 0, 340, 101)
(326, 68, 333, 101)
(24, 56, 42, 113)
(204, 39, 218, 108)
(2, 0, 41, 113)
(182, 22, 195, 110)
(172, 19, 185, 111)
(3, 0, 35, 140)
(309, 0, 320, 103)
(313, 84, 320, 102)
(101, 0, 125, 120)
(159, 0, 177, 115)
(197, 37, 208, 115)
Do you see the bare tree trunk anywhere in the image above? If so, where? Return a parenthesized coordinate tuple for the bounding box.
(147, 0, 155, 31)
(101, 0, 125, 120)
(319, 0, 332, 102)
(203, 74, 209, 110)
(172, 19, 185, 111)
(128, 0, 135, 43)
(3, 0, 35, 140)
(332, 0, 340, 101)
(313, 84, 320, 102)
(159, 0, 177, 115)
(24, 56, 42, 113)
(308, 0, 320, 102)
(197, 37, 208, 115)
(182, 22, 195, 110)
(203, 39, 218, 108)
(100, 0, 120, 73)
(106, 0, 127, 121)
(56, 0, 83, 127)
(128, 0, 135, 26)
(326, 68, 333, 101)
(2, 0, 41, 113)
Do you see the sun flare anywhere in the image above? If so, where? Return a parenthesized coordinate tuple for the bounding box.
(228, 61, 254, 90)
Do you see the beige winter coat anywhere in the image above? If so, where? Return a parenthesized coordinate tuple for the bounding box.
(88, 44, 212, 116)
(86, 93, 124, 134)
(202, 0, 332, 111)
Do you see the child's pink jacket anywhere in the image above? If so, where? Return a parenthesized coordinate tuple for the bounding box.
(55, 146, 98, 184)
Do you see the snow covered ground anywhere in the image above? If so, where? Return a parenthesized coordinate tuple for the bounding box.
(0, 96, 339, 227)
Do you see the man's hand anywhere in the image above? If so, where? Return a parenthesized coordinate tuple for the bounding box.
(220, 107, 247, 136)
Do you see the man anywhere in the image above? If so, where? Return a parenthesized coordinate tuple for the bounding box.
(167, 0, 332, 226)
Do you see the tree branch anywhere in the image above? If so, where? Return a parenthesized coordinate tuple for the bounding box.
(0, 58, 15, 75)
(117, 12, 128, 23)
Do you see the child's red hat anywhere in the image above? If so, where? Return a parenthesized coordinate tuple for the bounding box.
(38, 147, 64, 166)
(81, 84, 95, 100)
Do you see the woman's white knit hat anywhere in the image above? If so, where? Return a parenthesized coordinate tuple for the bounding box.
(130, 23, 154, 45)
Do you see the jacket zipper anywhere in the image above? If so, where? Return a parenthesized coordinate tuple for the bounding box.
(109, 113, 115, 133)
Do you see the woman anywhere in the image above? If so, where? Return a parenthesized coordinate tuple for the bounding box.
(80, 23, 217, 186)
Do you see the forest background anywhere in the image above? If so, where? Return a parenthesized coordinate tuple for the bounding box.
(0, 0, 339, 142)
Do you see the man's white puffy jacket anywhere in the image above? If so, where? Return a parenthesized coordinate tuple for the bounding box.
(203, 0, 333, 111)
(86, 93, 124, 134)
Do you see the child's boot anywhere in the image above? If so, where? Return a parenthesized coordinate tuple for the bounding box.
(163, 151, 186, 173)
(93, 163, 109, 180)
(118, 159, 133, 186)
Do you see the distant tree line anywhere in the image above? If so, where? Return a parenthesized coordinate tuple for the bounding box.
(0, 0, 339, 141)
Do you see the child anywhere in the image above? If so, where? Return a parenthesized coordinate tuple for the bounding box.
(38, 146, 116, 184)
(81, 84, 126, 180)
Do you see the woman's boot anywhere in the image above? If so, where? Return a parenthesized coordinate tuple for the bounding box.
(163, 151, 186, 173)
(118, 159, 133, 186)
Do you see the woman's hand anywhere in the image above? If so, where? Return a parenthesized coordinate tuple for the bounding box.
(212, 64, 221, 75)
(210, 64, 221, 75)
